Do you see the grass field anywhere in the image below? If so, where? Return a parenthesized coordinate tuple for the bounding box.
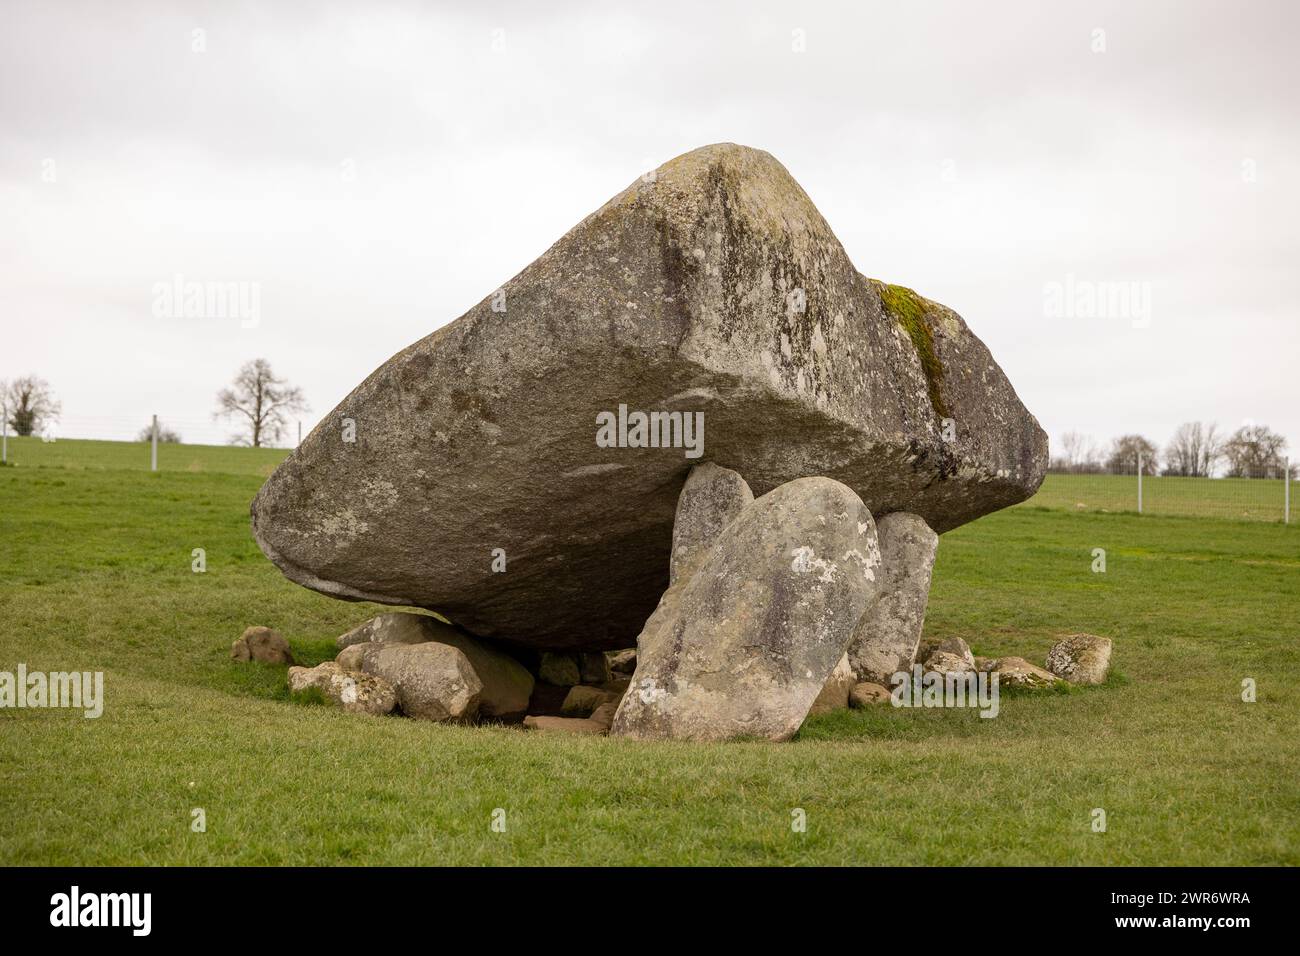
(1, 440, 1298, 865)
(1026, 472, 1292, 523)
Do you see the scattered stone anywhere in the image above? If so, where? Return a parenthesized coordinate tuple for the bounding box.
(808, 654, 856, 716)
(984, 656, 1062, 689)
(250, 143, 1048, 653)
(923, 650, 975, 676)
(578, 652, 611, 685)
(363, 643, 482, 722)
(335, 643, 371, 671)
(1046, 634, 1113, 685)
(670, 462, 754, 585)
(612, 476, 883, 742)
(231, 625, 294, 665)
(358, 624, 534, 721)
(538, 652, 582, 687)
(287, 662, 396, 715)
(561, 685, 616, 717)
(849, 682, 892, 707)
(523, 715, 607, 735)
(847, 513, 938, 684)
(588, 701, 619, 732)
(917, 637, 975, 671)
(607, 649, 637, 674)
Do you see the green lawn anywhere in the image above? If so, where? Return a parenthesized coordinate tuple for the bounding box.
(1, 441, 1297, 865)
(0, 434, 289, 477)
(1028, 472, 1292, 523)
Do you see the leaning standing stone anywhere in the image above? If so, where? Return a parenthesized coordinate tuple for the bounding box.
(846, 513, 937, 684)
(669, 462, 753, 585)
(612, 477, 882, 742)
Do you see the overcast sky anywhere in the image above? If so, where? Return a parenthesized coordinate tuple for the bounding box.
(3, 0, 1297, 457)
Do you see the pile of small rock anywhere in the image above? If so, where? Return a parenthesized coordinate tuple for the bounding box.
(231, 617, 1111, 733)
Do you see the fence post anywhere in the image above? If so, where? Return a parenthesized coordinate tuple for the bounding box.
(1137, 450, 1143, 514)
(151, 414, 158, 472)
(1, 401, 6, 465)
(297, 420, 302, 447)
(1286, 456, 1291, 525)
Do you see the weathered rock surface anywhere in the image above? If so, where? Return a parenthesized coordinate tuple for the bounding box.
(917, 636, 975, 671)
(846, 512, 938, 683)
(288, 661, 397, 715)
(336, 612, 441, 650)
(363, 643, 481, 721)
(231, 625, 294, 665)
(611, 477, 882, 742)
(670, 462, 754, 585)
(561, 684, 617, 717)
(349, 614, 534, 720)
(523, 715, 607, 735)
(808, 654, 855, 716)
(607, 649, 637, 674)
(538, 652, 581, 687)
(980, 656, 1062, 689)
(849, 681, 892, 707)
(250, 143, 1048, 652)
(1046, 634, 1112, 685)
(578, 652, 611, 685)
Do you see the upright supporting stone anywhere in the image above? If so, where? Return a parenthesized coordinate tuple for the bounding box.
(613, 477, 882, 742)
(669, 462, 753, 585)
(846, 512, 938, 685)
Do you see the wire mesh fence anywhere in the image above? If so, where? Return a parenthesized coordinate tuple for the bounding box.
(1031, 458, 1293, 523)
(0, 413, 300, 477)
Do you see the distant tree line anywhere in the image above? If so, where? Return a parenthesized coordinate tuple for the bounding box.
(1051, 422, 1291, 479)
(3, 360, 308, 449)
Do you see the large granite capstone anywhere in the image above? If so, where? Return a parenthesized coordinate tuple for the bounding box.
(251, 143, 1047, 651)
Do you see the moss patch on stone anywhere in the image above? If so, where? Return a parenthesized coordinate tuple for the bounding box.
(873, 280, 948, 419)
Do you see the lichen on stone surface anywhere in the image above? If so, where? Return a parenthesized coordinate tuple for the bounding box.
(872, 280, 949, 420)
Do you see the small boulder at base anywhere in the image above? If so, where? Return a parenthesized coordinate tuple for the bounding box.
(849, 682, 892, 707)
(612, 476, 883, 743)
(578, 652, 611, 685)
(231, 625, 294, 665)
(917, 637, 975, 671)
(561, 685, 616, 717)
(924, 650, 975, 676)
(288, 662, 396, 715)
(984, 656, 1062, 689)
(523, 715, 607, 735)
(538, 652, 582, 687)
(607, 649, 637, 674)
(847, 513, 937, 684)
(341, 613, 534, 719)
(364, 643, 482, 722)
(336, 643, 372, 672)
(808, 654, 855, 716)
(1046, 634, 1113, 685)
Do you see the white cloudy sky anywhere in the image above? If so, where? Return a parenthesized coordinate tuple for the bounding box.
(3, 0, 1297, 457)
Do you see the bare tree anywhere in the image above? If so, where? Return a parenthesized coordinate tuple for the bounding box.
(1052, 431, 1104, 473)
(1163, 421, 1224, 477)
(137, 421, 182, 443)
(1, 375, 61, 437)
(1223, 424, 1287, 478)
(1106, 434, 1159, 475)
(214, 359, 308, 448)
